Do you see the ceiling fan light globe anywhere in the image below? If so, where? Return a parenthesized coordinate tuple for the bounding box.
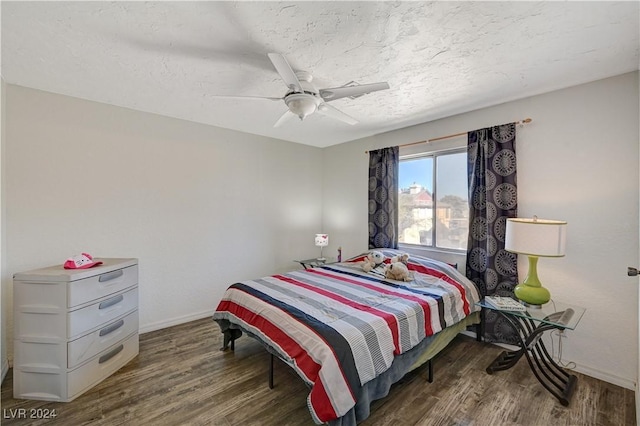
(285, 94, 318, 120)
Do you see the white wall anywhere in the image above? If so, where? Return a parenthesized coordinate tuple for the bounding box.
(1, 78, 7, 382)
(2, 84, 323, 365)
(323, 72, 640, 389)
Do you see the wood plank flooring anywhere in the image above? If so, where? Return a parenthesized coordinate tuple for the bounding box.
(1, 318, 635, 425)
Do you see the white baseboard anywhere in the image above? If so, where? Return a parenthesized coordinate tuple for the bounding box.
(138, 309, 213, 335)
(570, 362, 636, 391)
(1, 358, 9, 384)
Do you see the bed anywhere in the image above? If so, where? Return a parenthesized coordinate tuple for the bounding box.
(213, 248, 481, 425)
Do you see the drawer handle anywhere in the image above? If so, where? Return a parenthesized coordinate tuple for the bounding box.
(99, 344, 124, 364)
(99, 294, 124, 310)
(99, 270, 124, 282)
(99, 319, 125, 337)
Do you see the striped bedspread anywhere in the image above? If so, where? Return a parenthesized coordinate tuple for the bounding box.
(213, 249, 481, 424)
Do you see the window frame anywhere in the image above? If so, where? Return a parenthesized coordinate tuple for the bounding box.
(398, 146, 468, 254)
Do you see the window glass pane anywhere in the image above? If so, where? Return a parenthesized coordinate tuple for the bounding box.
(398, 157, 434, 246)
(436, 152, 468, 250)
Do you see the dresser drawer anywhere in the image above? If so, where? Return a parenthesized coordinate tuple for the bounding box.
(68, 264, 138, 308)
(68, 288, 138, 339)
(68, 310, 139, 369)
(68, 333, 138, 400)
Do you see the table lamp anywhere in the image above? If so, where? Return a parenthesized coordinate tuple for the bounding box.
(315, 233, 328, 261)
(505, 217, 567, 307)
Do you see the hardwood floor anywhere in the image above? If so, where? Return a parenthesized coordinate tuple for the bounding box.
(1, 318, 635, 425)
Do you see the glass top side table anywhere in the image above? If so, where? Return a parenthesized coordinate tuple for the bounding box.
(476, 298, 586, 406)
(295, 258, 332, 269)
(476, 299, 585, 330)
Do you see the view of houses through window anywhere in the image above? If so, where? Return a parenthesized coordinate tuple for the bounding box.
(398, 150, 469, 251)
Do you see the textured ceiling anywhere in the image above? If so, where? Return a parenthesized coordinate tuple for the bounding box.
(2, 1, 639, 147)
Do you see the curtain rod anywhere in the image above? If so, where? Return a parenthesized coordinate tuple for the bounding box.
(364, 118, 533, 154)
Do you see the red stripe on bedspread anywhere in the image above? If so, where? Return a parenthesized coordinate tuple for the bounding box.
(216, 299, 341, 422)
(308, 268, 434, 337)
(406, 263, 470, 315)
(274, 274, 402, 355)
(309, 375, 338, 423)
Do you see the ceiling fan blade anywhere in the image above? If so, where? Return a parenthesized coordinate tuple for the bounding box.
(210, 95, 282, 102)
(319, 82, 390, 102)
(273, 110, 296, 128)
(317, 103, 358, 125)
(268, 53, 303, 93)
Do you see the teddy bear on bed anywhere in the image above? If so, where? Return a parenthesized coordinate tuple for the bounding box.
(384, 261, 413, 281)
(390, 252, 410, 265)
(362, 250, 385, 273)
(381, 252, 412, 281)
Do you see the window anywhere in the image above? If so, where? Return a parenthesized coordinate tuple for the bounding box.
(398, 149, 468, 251)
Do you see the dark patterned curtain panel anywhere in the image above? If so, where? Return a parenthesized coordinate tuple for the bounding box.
(368, 147, 399, 249)
(466, 123, 519, 344)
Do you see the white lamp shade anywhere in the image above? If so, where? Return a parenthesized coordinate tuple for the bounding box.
(315, 234, 329, 247)
(505, 218, 567, 257)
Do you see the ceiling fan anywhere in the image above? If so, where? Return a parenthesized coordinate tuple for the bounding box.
(214, 53, 390, 127)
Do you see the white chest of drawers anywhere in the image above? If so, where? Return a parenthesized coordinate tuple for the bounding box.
(13, 258, 139, 401)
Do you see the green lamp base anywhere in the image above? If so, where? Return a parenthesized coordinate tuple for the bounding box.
(514, 283, 550, 306)
(513, 255, 551, 306)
